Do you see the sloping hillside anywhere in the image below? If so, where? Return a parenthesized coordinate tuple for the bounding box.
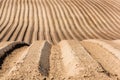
(0, 0, 120, 44)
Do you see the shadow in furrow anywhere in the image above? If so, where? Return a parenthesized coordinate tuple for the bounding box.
(0, 43, 29, 69)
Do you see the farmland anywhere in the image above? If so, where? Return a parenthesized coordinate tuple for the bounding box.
(0, 0, 120, 80)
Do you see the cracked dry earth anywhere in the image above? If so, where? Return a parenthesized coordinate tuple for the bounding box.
(1, 0, 120, 80)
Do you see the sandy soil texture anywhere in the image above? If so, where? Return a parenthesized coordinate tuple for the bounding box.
(0, 0, 120, 80)
(0, 0, 120, 44)
(0, 40, 119, 80)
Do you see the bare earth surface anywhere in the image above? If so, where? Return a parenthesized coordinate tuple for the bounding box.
(1, 0, 120, 80)
(0, 40, 119, 80)
(1, 0, 120, 44)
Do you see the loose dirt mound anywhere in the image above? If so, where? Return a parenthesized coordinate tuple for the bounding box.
(0, 40, 119, 80)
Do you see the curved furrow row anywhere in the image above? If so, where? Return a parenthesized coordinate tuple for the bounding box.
(81, 0, 110, 39)
(92, 0, 120, 36)
(83, 0, 118, 37)
(3, 0, 21, 41)
(52, 0, 72, 40)
(0, 0, 17, 41)
(0, 0, 11, 32)
(14, 0, 26, 41)
(95, 0, 120, 32)
(0, 0, 7, 19)
(84, 1, 119, 39)
(61, 0, 85, 40)
(68, 1, 90, 39)
(82, 0, 119, 39)
(106, 0, 120, 11)
(0, 0, 2, 8)
(83, 0, 120, 39)
(55, 0, 74, 40)
(99, 0, 120, 35)
(48, 0, 65, 41)
(71, 1, 98, 39)
(61, 1, 82, 40)
(31, 0, 39, 43)
(81, 0, 112, 39)
(65, 2, 86, 40)
(37, 0, 44, 40)
(44, 0, 59, 44)
(23, 0, 34, 44)
(10, 0, 23, 41)
(41, 0, 52, 44)
(77, 2, 109, 38)
(0, 0, 7, 22)
(0, 0, 120, 44)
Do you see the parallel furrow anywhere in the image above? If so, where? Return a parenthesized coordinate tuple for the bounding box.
(0, 0, 120, 44)
(81, 39, 120, 79)
(3, 41, 51, 80)
(24, 0, 34, 44)
(0, 0, 17, 41)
